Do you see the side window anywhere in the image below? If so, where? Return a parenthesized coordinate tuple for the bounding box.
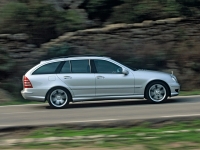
(94, 60, 122, 74)
(71, 60, 90, 73)
(32, 62, 60, 75)
(60, 61, 71, 73)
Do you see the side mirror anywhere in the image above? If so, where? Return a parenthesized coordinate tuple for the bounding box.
(122, 68, 129, 75)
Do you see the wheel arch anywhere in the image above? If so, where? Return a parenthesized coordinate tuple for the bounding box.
(144, 80, 171, 99)
(45, 86, 73, 102)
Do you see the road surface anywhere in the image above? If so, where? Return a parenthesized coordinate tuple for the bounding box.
(0, 96, 200, 128)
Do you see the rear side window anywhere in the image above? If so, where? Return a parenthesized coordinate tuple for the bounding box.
(60, 61, 71, 73)
(71, 60, 90, 73)
(32, 62, 60, 75)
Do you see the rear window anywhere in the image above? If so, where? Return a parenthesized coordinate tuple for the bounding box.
(32, 62, 60, 75)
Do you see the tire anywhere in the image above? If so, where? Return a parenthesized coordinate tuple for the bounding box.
(47, 87, 71, 109)
(145, 81, 169, 103)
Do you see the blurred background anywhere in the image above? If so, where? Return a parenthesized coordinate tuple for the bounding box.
(0, 0, 200, 103)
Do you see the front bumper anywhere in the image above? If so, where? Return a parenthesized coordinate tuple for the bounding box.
(169, 82, 180, 97)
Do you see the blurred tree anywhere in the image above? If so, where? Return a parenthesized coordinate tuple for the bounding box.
(1, 0, 200, 46)
(176, 0, 200, 16)
(25, 0, 58, 45)
(176, 0, 200, 6)
(0, 1, 58, 45)
(0, 0, 87, 45)
(46, 43, 72, 58)
(0, 47, 14, 79)
(0, 2, 29, 34)
(109, 0, 181, 23)
(85, 0, 122, 21)
(56, 9, 87, 35)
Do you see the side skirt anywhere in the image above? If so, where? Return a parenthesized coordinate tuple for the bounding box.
(72, 95, 144, 102)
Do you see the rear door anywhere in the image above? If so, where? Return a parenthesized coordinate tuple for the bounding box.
(57, 59, 95, 98)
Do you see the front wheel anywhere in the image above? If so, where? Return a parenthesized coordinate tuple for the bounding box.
(145, 82, 169, 103)
(47, 88, 71, 108)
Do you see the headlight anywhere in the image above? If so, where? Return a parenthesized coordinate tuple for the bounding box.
(171, 75, 178, 82)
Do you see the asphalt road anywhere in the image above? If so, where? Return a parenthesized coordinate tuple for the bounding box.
(0, 96, 200, 128)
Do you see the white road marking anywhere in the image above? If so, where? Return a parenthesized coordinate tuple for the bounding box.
(1, 114, 200, 128)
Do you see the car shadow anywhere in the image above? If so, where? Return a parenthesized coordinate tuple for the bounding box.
(44, 98, 183, 109)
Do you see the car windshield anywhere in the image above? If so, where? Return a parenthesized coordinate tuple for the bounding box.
(113, 59, 138, 71)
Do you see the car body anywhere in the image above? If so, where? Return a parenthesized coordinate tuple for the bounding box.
(21, 56, 180, 108)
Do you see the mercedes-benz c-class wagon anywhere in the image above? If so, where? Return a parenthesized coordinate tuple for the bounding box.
(21, 56, 180, 108)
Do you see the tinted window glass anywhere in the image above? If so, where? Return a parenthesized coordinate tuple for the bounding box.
(60, 61, 71, 73)
(33, 62, 60, 75)
(71, 60, 90, 73)
(94, 60, 122, 73)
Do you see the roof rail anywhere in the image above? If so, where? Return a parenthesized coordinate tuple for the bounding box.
(42, 55, 103, 62)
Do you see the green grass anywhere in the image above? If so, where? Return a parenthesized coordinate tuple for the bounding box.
(179, 89, 200, 96)
(25, 120, 200, 139)
(0, 98, 40, 106)
(1, 120, 200, 149)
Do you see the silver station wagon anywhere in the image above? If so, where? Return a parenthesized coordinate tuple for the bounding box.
(21, 56, 180, 108)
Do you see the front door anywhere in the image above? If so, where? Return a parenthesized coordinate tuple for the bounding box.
(93, 59, 135, 97)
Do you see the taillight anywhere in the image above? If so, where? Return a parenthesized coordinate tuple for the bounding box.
(23, 76, 33, 88)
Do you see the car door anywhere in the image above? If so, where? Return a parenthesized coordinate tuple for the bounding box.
(93, 59, 135, 97)
(57, 59, 95, 98)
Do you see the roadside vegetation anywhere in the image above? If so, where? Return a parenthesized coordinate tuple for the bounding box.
(179, 89, 200, 96)
(0, 0, 87, 45)
(0, 0, 200, 45)
(1, 120, 200, 149)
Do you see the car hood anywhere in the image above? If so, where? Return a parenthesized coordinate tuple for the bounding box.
(136, 69, 170, 74)
(131, 69, 171, 79)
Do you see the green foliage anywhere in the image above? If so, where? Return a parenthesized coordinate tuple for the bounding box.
(109, 0, 181, 23)
(26, 1, 58, 45)
(163, 0, 181, 17)
(177, 0, 200, 16)
(56, 10, 86, 35)
(177, 0, 200, 6)
(0, 47, 19, 96)
(0, 78, 23, 97)
(85, 0, 122, 21)
(1, 0, 200, 45)
(191, 63, 200, 72)
(0, 1, 58, 45)
(0, 0, 87, 45)
(0, 47, 14, 77)
(46, 43, 74, 59)
(0, 2, 29, 34)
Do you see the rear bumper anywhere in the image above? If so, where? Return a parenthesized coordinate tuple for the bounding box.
(21, 90, 45, 102)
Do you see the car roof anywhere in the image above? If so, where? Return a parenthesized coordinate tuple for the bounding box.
(40, 56, 110, 64)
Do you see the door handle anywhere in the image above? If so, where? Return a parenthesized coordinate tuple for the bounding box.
(64, 76, 72, 79)
(96, 76, 105, 79)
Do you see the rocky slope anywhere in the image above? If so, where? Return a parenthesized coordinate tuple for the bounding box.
(1, 17, 200, 92)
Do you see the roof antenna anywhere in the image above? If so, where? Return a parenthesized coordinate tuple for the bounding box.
(171, 71, 173, 75)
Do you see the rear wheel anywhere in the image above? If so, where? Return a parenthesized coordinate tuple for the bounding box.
(47, 87, 70, 108)
(146, 81, 169, 103)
